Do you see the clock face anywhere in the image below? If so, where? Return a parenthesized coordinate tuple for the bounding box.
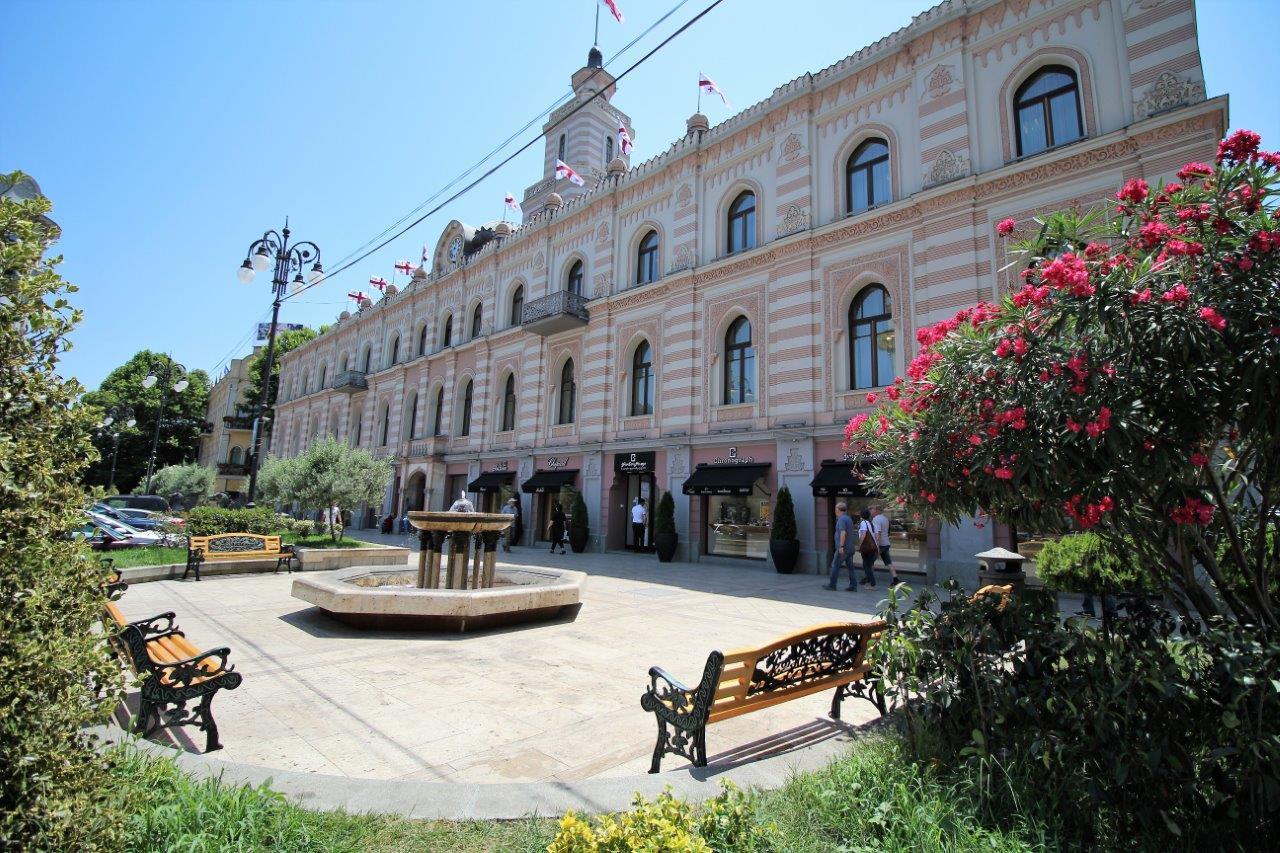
(448, 236, 463, 263)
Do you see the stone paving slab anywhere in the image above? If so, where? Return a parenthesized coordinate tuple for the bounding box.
(114, 544, 891, 786)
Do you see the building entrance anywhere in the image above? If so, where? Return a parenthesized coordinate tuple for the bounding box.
(609, 452, 657, 551)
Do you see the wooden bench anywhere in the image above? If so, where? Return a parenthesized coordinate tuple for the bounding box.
(185, 533, 293, 580)
(640, 620, 886, 772)
(102, 576, 242, 752)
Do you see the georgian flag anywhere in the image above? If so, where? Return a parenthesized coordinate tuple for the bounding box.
(369, 275, 388, 291)
(504, 192, 522, 216)
(616, 122, 633, 157)
(347, 290, 367, 305)
(600, 0, 624, 23)
(394, 260, 413, 275)
(699, 73, 729, 107)
(420, 244, 429, 264)
(555, 159, 585, 187)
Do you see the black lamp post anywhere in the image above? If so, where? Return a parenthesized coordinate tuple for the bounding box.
(97, 406, 136, 493)
(236, 220, 323, 504)
(142, 360, 189, 495)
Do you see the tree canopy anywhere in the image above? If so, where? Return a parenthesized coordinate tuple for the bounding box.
(146, 462, 214, 508)
(256, 437, 392, 540)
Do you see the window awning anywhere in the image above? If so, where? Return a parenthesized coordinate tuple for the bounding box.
(682, 463, 770, 496)
(520, 469, 579, 493)
(810, 460, 872, 497)
(468, 471, 513, 493)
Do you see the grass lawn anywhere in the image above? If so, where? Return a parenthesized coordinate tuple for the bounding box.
(110, 736, 1057, 852)
(98, 535, 373, 569)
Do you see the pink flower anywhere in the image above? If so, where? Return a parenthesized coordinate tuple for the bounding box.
(865, 392, 878, 404)
(969, 434, 983, 446)
(1115, 178, 1149, 205)
(1190, 451, 1209, 467)
(1177, 162, 1212, 181)
(993, 467, 1014, 480)
(886, 386, 900, 401)
(1217, 129, 1262, 164)
(1040, 253, 1094, 297)
(1161, 283, 1192, 304)
(1170, 497, 1215, 526)
(1199, 306, 1227, 331)
(996, 217, 1017, 235)
(1130, 288, 1152, 305)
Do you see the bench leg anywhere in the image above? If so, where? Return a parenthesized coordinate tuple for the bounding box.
(197, 692, 223, 753)
(830, 683, 847, 720)
(694, 727, 708, 768)
(649, 719, 669, 773)
(134, 697, 160, 738)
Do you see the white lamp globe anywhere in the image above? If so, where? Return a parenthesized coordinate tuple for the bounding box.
(237, 261, 255, 284)
(126, 416, 137, 427)
(102, 414, 114, 426)
(142, 375, 157, 389)
(308, 262, 324, 284)
(174, 379, 189, 393)
(251, 246, 271, 271)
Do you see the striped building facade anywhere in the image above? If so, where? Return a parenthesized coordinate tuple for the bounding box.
(271, 0, 1226, 575)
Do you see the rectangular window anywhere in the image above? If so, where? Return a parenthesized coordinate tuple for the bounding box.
(854, 327, 873, 389)
(875, 321, 895, 386)
(850, 169, 869, 211)
(741, 351, 756, 402)
(871, 161, 890, 207)
(1017, 105, 1047, 155)
(1049, 93, 1082, 145)
(706, 485, 770, 559)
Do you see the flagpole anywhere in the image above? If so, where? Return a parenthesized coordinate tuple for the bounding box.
(594, 1, 600, 45)
(697, 80, 702, 115)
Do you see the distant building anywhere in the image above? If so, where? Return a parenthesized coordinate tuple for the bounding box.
(1, 173, 58, 233)
(271, 0, 1225, 574)
(198, 349, 260, 499)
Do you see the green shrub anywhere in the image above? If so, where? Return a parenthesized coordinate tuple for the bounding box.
(874, 582, 1280, 846)
(1034, 532, 1159, 595)
(655, 491, 675, 535)
(0, 173, 126, 848)
(570, 490, 588, 531)
(770, 487, 797, 540)
(181, 505, 281, 536)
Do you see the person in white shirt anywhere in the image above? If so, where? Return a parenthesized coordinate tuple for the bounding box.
(870, 505, 900, 586)
(631, 497, 647, 552)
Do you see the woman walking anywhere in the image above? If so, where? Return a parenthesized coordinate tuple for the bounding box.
(856, 507, 879, 589)
(548, 502, 567, 554)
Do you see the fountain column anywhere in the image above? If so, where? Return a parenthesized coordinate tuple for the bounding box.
(424, 531, 446, 589)
(447, 530, 471, 589)
(470, 534, 484, 589)
(479, 531, 501, 589)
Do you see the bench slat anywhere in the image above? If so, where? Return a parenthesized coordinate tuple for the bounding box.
(708, 666, 871, 724)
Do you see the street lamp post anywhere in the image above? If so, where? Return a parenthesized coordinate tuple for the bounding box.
(236, 221, 323, 504)
(142, 361, 189, 495)
(98, 406, 136, 492)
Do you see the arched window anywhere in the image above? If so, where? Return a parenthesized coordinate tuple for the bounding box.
(229, 446, 243, 465)
(459, 380, 473, 436)
(636, 230, 659, 286)
(388, 335, 400, 367)
(849, 285, 895, 389)
(361, 347, 372, 374)
(557, 360, 576, 425)
(379, 404, 390, 446)
(501, 374, 516, 432)
(406, 392, 419, 439)
(510, 285, 525, 327)
(432, 386, 445, 436)
(339, 354, 349, 373)
(723, 317, 756, 404)
(441, 315, 453, 348)
(558, 134, 566, 162)
(318, 364, 327, 389)
(727, 191, 757, 254)
(1014, 66, 1083, 157)
(605, 135, 614, 162)
(631, 340, 654, 416)
(846, 139, 890, 213)
(566, 260, 584, 296)
(417, 324, 428, 356)
(352, 412, 363, 446)
(470, 304, 483, 339)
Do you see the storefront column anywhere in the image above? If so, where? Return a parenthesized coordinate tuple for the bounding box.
(937, 515, 994, 589)
(582, 450, 604, 552)
(518, 456, 536, 546)
(776, 437, 818, 573)
(666, 445, 693, 562)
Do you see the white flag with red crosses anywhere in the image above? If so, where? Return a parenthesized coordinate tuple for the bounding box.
(699, 73, 729, 107)
(617, 123, 633, 157)
(600, 0, 624, 23)
(555, 159, 585, 187)
(504, 192, 522, 216)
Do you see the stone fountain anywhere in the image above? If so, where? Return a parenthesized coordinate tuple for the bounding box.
(291, 493, 584, 632)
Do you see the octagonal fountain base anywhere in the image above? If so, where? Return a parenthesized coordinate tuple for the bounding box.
(290, 565, 585, 632)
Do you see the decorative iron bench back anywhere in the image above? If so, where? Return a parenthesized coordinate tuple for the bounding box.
(716, 621, 885, 709)
(190, 533, 281, 554)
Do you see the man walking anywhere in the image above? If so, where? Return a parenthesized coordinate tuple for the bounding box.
(871, 505, 900, 586)
(824, 501, 856, 591)
(631, 497, 647, 552)
(500, 497, 519, 553)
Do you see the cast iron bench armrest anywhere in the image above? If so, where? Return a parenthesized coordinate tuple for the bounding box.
(129, 611, 178, 636)
(154, 647, 236, 687)
(146, 628, 187, 644)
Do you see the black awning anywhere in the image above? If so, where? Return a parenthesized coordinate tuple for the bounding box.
(521, 469, 579, 493)
(682, 463, 770, 496)
(810, 460, 872, 497)
(468, 471, 514, 493)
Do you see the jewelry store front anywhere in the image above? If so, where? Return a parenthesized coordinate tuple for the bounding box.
(468, 459, 516, 513)
(521, 455, 580, 543)
(683, 446, 773, 561)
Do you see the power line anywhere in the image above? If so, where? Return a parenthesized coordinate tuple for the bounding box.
(285, 0, 725, 303)
(321, 0, 695, 274)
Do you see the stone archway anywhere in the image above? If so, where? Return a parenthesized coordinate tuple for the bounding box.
(405, 470, 427, 512)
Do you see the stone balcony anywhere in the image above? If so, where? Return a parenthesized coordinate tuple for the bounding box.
(403, 438, 444, 459)
(217, 462, 249, 476)
(223, 414, 254, 431)
(521, 290, 589, 336)
(331, 370, 368, 394)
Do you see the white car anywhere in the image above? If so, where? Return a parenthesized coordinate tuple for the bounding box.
(86, 511, 182, 548)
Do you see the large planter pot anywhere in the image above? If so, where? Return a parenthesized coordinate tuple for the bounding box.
(654, 532, 678, 563)
(770, 538, 800, 574)
(568, 527, 589, 553)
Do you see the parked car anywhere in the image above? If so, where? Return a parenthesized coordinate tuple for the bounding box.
(112, 507, 184, 530)
(71, 516, 138, 550)
(102, 494, 170, 513)
(85, 511, 183, 548)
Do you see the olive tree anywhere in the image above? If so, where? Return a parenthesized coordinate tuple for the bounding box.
(256, 437, 392, 541)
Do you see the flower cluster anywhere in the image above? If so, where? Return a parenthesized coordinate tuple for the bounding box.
(1169, 496, 1215, 526)
(1063, 494, 1114, 529)
(1039, 252, 1094, 297)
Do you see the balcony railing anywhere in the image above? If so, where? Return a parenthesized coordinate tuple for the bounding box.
(223, 415, 254, 430)
(520, 290, 589, 336)
(404, 438, 442, 459)
(217, 462, 248, 476)
(331, 370, 367, 393)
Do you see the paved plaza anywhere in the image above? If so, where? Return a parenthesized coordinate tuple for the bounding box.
(114, 545, 889, 784)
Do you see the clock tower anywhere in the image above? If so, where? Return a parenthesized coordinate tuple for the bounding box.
(521, 46, 634, 221)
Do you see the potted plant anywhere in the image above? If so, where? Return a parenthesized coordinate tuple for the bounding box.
(653, 491, 678, 563)
(769, 487, 800, 574)
(567, 490, 589, 553)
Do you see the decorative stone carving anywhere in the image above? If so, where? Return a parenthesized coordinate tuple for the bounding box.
(923, 149, 969, 187)
(923, 64, 955, 99)
(519, 459, 533, 479)
(596, 222, 610, 245)
(781, 133, 803, 162)
(534, 251, 545, 269)
(778, 204, 810, 237)
(668, 454, 688, 479)
(586, 456, 600, 478)
(1134, 72, 1206, 120)
(783, 446, 807, 472)
(669, 244, 694, 273)
(593, 273, 611, 297)
(676, 184, 693, 208)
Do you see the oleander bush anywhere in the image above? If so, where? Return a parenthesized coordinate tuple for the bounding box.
(0, 174, 125, 848)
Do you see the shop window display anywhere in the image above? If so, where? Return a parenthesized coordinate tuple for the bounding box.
(707, 485, 771, 559)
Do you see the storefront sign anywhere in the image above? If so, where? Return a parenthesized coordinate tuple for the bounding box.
(614, 451, 655, 475)
(489, 460, 509, 471)
(712, 446, 756, 465)
(545, 457, 570, 469)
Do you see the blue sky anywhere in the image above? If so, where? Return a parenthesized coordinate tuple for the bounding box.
(5, 0, 1274, 391)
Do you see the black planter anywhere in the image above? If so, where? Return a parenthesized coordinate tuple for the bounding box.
(770, 538, 800, 574)
(654, 531, 678, 563)
(568, 527, 589, 553)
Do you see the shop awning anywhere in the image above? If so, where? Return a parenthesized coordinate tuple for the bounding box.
(468, 471, 514, 493)
(520, 469, 579, 493)
(682, 463, 770, 496)
(810, 460, 872, 497)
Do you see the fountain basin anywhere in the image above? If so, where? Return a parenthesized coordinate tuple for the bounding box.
(291, 565, 584, 632)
